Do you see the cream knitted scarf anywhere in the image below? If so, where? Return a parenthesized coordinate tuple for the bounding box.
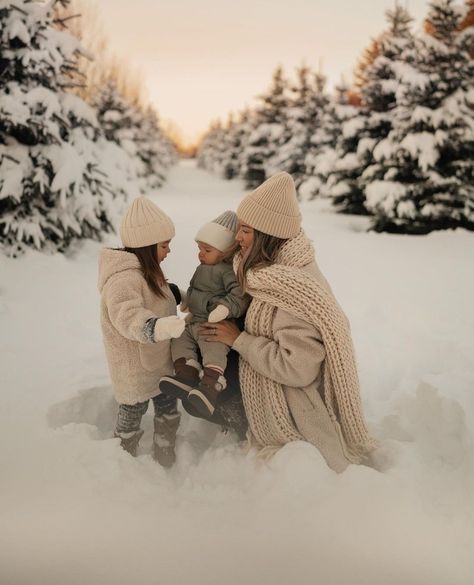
(234, 229, 377, 463)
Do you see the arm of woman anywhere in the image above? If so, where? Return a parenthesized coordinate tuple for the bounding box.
(237, 311, 325, 387)
(201, 309, 325, 388)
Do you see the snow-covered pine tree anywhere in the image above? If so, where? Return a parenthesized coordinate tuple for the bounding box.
(0, 0, 119, 255)
(267, 65, 330, 192)
(322, 89, 369, 215)
(196, 119, 226, 174)
(240, 65, 291, 188)
(366, 0, 474, 233)
(132, 105, 175, 191)
(298, 70, 350, 200)
(324, 6, 415, 215)
(220, 110, 253, 180)
(93, 80, 175, 194)
(357, 6, 418, 206)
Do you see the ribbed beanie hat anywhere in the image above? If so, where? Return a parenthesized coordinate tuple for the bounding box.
(120, 197, 175, 248)
(195, 210, 238, 252)
(237, 172, 301, 239)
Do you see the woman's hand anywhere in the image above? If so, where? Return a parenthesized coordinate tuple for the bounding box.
(199, 320, 241, 347)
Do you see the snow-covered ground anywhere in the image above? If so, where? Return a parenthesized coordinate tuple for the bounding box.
(1, 160, 473, 585)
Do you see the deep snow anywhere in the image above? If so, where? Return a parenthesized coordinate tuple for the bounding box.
(1, 160, 473, 585)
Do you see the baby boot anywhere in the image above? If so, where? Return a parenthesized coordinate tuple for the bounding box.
(159, 358, 201, 400)
(187, 366, 226, 417)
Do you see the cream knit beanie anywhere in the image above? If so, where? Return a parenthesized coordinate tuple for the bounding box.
(195, 210, 238, 252)
(237, 172, 301, 239)
(120, 197, 175, 248)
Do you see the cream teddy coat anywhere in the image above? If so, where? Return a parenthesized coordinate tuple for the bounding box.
(98, 249, 176, 405)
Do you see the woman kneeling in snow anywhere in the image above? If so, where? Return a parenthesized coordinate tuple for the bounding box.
(199, 172, 377, 472)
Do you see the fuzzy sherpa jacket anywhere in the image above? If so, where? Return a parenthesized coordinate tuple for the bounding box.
(98, 248, 177, 405)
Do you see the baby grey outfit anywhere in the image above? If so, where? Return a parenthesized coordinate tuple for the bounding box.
(171, 262, 249, 370)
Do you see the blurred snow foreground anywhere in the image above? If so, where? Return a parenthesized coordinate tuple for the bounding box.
(1, 161, 473, 585)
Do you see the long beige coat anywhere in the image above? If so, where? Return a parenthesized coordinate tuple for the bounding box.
(98, 249, 176, 405)
(232, 261, 353, 472)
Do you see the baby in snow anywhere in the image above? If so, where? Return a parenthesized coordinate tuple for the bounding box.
(159, 211, 249, 416)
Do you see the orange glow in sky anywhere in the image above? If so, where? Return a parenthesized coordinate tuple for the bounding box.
(94, 0, 431, 144)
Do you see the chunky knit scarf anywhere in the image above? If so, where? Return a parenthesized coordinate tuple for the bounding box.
(234, 229, 377, 464)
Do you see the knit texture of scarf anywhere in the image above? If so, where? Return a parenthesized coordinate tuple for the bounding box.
(234, 229, 377, 463)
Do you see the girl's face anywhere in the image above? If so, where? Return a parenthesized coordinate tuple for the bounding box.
(157, 240, 171, 263)
(197, 242, 223, 265)
(235, 222, 254, 254)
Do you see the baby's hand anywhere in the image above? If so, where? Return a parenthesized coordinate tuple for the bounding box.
(154, 316, 185, 341)
(208, 305, 229, 323)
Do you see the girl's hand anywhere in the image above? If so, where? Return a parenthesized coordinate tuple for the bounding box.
(199, 320, 241, 347)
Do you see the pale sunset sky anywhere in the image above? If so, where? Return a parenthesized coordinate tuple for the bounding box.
(94, 0, 432, 144)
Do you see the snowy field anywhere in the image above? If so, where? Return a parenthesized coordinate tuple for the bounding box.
(1, 160, 473, 585)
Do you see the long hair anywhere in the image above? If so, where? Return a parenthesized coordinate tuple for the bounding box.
(236, 230, 287, 292)
(220, 241, 240, 264)
(124, 244, 166, 298)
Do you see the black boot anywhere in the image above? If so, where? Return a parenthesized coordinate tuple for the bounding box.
(182, 394, 248, 441)
(159, 358, 200, 400)
(187, 367, 226, 417)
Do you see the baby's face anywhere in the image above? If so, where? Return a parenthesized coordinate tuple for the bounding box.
(197, 242, 223, 265)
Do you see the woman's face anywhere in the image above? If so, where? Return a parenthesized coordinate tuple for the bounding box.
(235, 222, 254, 254)
(157, 240, 171, 262)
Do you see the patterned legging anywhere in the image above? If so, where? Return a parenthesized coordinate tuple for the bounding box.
(116, 394, 178, 434)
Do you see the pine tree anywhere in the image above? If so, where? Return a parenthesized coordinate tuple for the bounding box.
(0, 0, 119, 255)
(367, 0, 474, 233)
(298, 70, 350, 200)
(220, 110, 252, 180)
(357, 5, 416, 205)
(323, 93, 370, 214)
(240, 65, 290, 188)
(267, 65, 331, 191)
(325, 5, 415, 215)
(132, 105, 175, 191)
(93, 81, 175, 194)
(196, 119, 226, 174)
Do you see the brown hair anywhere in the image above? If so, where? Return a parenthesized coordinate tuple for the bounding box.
(124, 244, 166, 298)
(220, 241, 240, 264)
(236, 229, 287, 292)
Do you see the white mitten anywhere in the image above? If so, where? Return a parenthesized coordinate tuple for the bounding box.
(208, 304, 229, 323)
(154, 316, 185, 341)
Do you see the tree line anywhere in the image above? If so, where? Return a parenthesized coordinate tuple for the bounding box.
(197, 0, 474, 234)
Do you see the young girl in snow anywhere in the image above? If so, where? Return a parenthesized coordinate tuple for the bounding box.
(159, 211, 249, 417)
(98, 197, 185, 466)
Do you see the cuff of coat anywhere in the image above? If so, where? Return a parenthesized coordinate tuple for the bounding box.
(232, 331, 252, 356)
(144, 317, 158, 343)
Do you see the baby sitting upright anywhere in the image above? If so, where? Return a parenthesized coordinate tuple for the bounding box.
(159, 211, 249, 416)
